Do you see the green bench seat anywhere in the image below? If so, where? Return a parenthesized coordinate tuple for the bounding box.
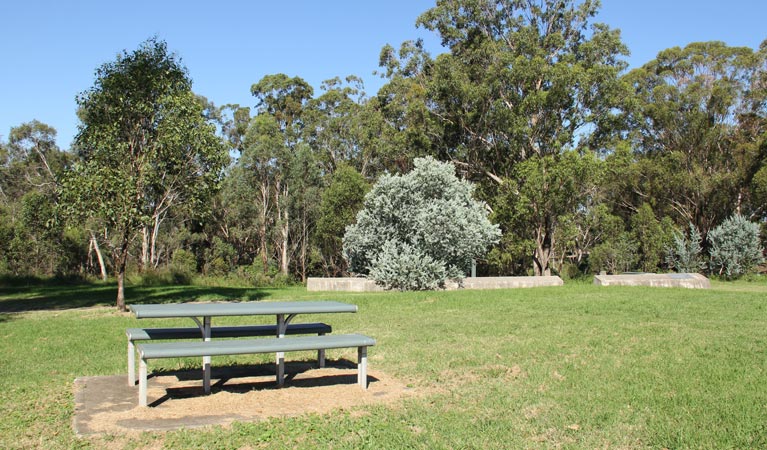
(127, 322, 332, 386)
(136, 333, 376, 406)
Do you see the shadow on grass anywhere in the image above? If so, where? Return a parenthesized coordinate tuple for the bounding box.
(0, 282, 270, 313)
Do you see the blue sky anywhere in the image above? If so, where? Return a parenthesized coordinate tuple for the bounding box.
(1, 0, 765, 149)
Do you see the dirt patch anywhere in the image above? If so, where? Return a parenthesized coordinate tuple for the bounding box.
(74, 362, 416, 436)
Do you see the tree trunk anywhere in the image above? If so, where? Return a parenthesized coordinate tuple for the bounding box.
(140, 226, 149, 272)
(300, 204, 308, 282)
(115, 232, 131, 311)
(150, 214, 161, 268)
(280, 204, 289, 276)
(275, 180, 290, 276)
(90, 232, 108, 281)
(533, 227, 553, 276)
(259, 180, 269, 273)
(116, 267, 126, 312)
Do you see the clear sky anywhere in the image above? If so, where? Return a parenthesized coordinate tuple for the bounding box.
(1, 0, 765, 149)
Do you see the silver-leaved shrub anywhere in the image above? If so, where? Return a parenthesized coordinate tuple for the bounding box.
(708, 214, 764, 278)
(343, 157, 501, 290)
(665, 223, 704, 273)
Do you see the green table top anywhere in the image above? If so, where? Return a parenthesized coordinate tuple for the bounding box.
(130, 301, 357, 319)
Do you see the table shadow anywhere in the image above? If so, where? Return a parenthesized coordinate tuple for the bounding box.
(147, 359, 377, 407)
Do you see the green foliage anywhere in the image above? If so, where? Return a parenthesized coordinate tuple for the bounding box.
(666, 223, 705, 273)
(590, 232, 639, 274)
(315, 164, 369, 276)
(492, 151, 602, 275)
(204, 237, 236, 276)
(170, 249, 197, 283)
(59, 37, 227, 308)
(417, 0, 628, 177)
(344, 157, 500, 289)
(630, 203, 677, 272)
(708, 214, 764, 278)
(368, 240, 448, 290)
(620, 41, 767, 236)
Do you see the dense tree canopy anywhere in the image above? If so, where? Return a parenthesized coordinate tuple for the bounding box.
(2, 2, 766, 293)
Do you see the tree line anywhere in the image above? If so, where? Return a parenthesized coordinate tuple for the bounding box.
(1, 1, 765, 302)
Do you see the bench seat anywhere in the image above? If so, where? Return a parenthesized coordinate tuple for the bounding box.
(127, 322, 332, 341)
(136, 333, 376, 406)
(127, 322, 332, 386)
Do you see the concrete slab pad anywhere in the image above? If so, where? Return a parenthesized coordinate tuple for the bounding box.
(307, 276, 564, 291)
(593, 273, 710, 289)
(73, 363, 413, 436)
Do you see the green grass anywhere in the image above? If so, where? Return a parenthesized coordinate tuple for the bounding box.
(1, 280, 766, 448)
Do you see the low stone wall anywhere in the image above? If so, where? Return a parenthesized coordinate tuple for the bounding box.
(593, 273, 710, 289)
(306, 276, 564, 292)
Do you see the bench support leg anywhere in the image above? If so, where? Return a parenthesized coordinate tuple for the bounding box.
(202, 316, 212, 394)
(139, 358, 148, 407)
(276, 314, 285, 386)
(358, 346, 368, 389)
(128, 340, 136, 386)
(318, 332, 326, 368)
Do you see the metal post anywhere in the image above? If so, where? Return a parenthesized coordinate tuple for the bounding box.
(203, 316, 212, 394)
(139, 358, 148, 407)
(128, 339, 136, 386)
(358, 346, 368, 389)
(276, 314, 285, 386)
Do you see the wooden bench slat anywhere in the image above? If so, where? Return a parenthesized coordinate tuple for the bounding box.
(138, 334, 376, 359)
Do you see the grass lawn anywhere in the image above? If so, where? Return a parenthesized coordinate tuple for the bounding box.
(0, 279, 765, 449)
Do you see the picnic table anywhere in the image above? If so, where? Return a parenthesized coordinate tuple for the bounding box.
(129, 301, 374, 406)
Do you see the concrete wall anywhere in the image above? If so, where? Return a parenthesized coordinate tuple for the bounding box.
(306, 276, 564, 292)
(593, 273, 710, 289)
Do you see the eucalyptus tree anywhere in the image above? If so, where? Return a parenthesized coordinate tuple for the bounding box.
(249, 74, 314, 276)
(417, 0, 628, 180)
(0, 122, 86, 277)
(411, 0, 628, 275)
(303, 76, 366, 172)
(60, 38, 227, 310)
(374, 39, 439, 174)
(621, 40, 767, 237)
(1, 121, 70, 206)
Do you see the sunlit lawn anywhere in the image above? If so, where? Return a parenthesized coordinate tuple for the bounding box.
(0, 278, 765, 449)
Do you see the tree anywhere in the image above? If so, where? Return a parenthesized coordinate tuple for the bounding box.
(630, 203, 676, 272)
(492, 150, 601, 275)
(374, 39, 439, 174)
(60, 38, 227, 310)
(250, 74, 314, 276)
(344, 157, 500, 290)
(315, 164, 370, 276)
(621, 41, 767, 236)
(412, 0, 628, 276)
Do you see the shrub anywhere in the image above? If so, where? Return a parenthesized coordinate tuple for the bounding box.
(343, 157, 501, 290)
(589, 232, 638, 274)
(368, 241, 448, 290)
(170, 249, 197, 283)
(665, 223, 704, 273)
(708, 214, 764, 278)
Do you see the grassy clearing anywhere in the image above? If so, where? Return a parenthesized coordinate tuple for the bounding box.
(1, 280, 766, 448)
